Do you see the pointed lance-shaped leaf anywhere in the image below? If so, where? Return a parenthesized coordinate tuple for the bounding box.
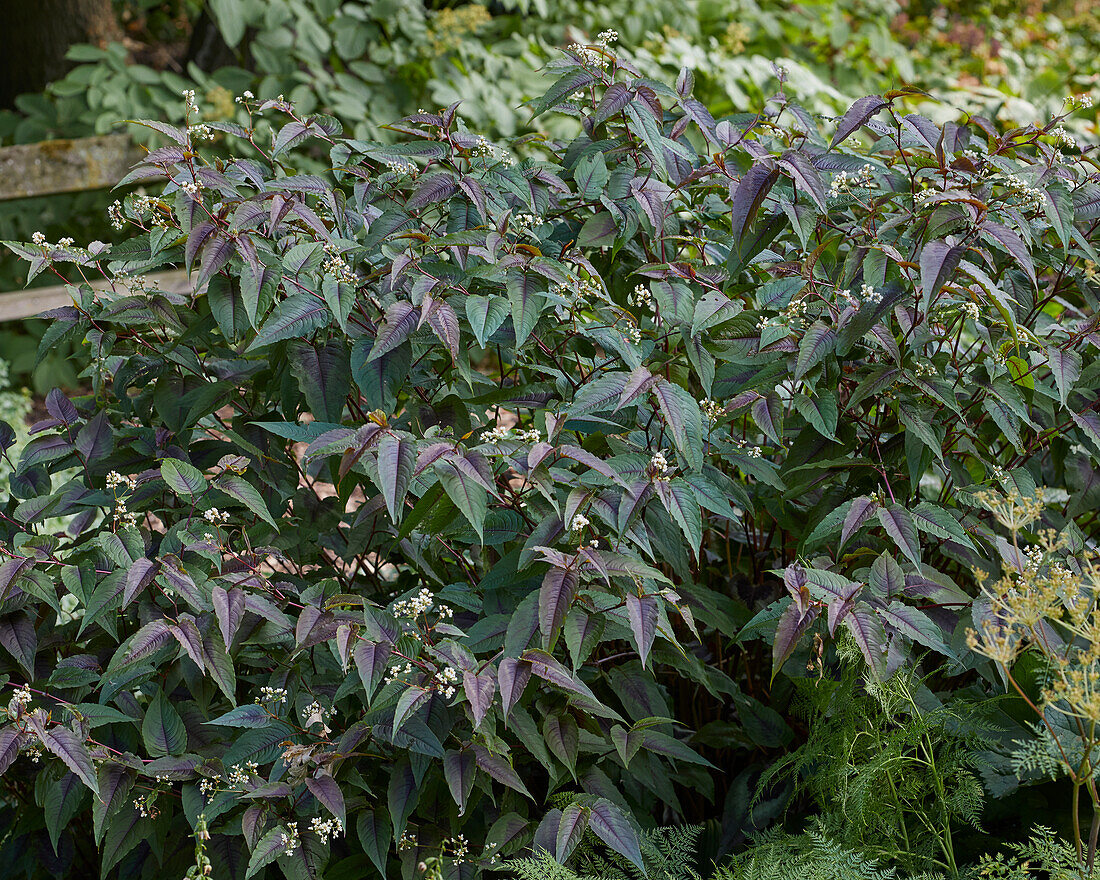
(589, 799, 644, 873)
(463, 670, 496, 729)
(876, 504, 922, 569)
(625, 593, 658, 668)
(772, 603, 818, 682)
(919, 240, 965, 313)
(540, 564, 578, 649)
(443, 749, 476, 815)
(305, 774, 346, 823)
(376, 432, 416, 522)
(40, 727, 99, 795)
(830, 95, 888, 148)
(556, 804, 590, 863)
(498, 657, 532, 721)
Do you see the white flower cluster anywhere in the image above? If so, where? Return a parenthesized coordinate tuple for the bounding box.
(446, 834, 470, 865)
(108, 200, 126, 230)
(385, 159, 417, 176)
(180, 180, 203, 197)
(1067, 94, 1094, 110)
(234, 90, 255, 104)
(199, 778, 217, 799)
(321, 242, 357, 285)
(482, 840, 501, 866)
(1050, 124, 1078, 151)
(189, 123, 214, 142)
(301, 701, 330, 724)
(470, 135, 516, 166)
(385, 661, 416, 686)
(25, 743, 42, 763)
(31, 231, 46, 246)
(106, 471, 137, 491)
(569, 43, 610, 69)
(650, 451, 672, 482)
(1001, 174, 1045, 212)
(397, 831, 417, 851)
(394, 587, 434, 617)
(309, 816, 344, 845)
(485, 424, 539, 443)
(629, 284, 654, 311)
(107, 471, 139, 528)
(226, 761, 259, 788)
(847, 282, 881, 307)
(828, 164, 874, 198)
(510, 213, 540, 233)
(203, 507, 231, 524)
(569, 513, 590, 532)
(435, 665, 459, 699)
(625, 326, 642, 344)
(700, 398, 724, 422)
(282, 823, 300, 857)
(961, 301, 980, 321)
(912, 361, 935, 377)
(256, 686, 288, 705)
(182, 89, 197, 110)
(134, 794, 159, 818)
(732, 438, 763, 458)
(7, 685, 32, 717)
(154, 773, 172, 784)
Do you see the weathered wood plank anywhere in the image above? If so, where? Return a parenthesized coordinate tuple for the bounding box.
(0, 134, 144, 201)
(0, 270, 191, 323)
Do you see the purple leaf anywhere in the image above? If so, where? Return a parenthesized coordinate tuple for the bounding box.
(472, 744, 533, 800)
(462, 670, 496, 729)
(443, 749, 476, 815)
(625, 594, 658, 668)
(589, 798, 644, 872)
(830, 95, 888, 148)
(539, 564, 578, 649)
(306, 773, 346, 823)
(497, 657, 532, 720)
(40, 727, 99, 795)
(123, 558, 159, 609)
(843, 606, 887, 677)
(772, 603, 818, 682)
(556, 804, 589, 863)
(841, 497, 878, 548)
(919, 239, 965, 313)
(212, 586, 245, 647)
(876, 504, 922, 569)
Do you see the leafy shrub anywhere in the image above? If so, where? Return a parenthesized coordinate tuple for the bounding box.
(2, 29, 1100, 880)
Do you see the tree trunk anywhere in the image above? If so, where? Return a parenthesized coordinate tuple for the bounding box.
(0, 0, 122, 109)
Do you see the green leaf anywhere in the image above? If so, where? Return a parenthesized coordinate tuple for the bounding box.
(507, 271, 545, 347)
(142, 690, 187, 757)
(876, 504, 922, 569)
(160, 458, 206, 497)
(574, 152, 609, 199)
(247, 825, 292, 879)
(436, 461, 487, 542)
(1047, 346, 1082, 406)
(246, 294, 329, 351)
(213, 473, 278, 527)
(465, 295, 510, 347)
(795, 321, 836, 380)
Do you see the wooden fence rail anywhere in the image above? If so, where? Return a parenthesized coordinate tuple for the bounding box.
(0, 134, 158, 321)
